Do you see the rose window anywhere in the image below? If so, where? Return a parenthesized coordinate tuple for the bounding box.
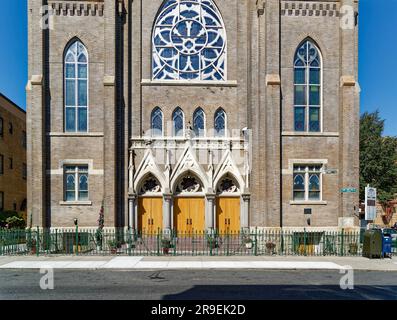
(152, 0, 227, 81)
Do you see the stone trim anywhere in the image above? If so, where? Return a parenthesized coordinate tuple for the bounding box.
(47, 132, 104, 137)
(340, 75, 356, 87)
(282, 131, 339, 137)
(141, 79, 238, 87)
(289, 200, 328, 205)
(104, 76, 115, 86)
(48, 1, 104, 17)
(59, 201, 93, 206)
(281, 1, 339, 17)
(30, 75, 43, 85)
(282, 158, 328, 175)
(266, 74, 281, 86)
(47, 159, 104, 175)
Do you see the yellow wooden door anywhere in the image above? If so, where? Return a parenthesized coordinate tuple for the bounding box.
(216, 197, 241, 233)
(189, 198, 205, 232)
(151, 198, 163, 233)
(138, 198, 163, 234)
(174, 198, 205, 233)
(174, 198, 190, 234)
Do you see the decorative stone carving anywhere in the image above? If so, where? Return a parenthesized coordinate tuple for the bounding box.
(217, 177, 239, 194)
(176, 175, 203, 194)
(139, 176, 161, 195)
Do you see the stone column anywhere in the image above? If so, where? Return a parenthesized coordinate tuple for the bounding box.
(103, 0, 117, 227)
(242, 194, 251, 229)
(206, 193, 216, 230)
(264, 0, 281, 228)
(128, 194, 137, 230)
(27, 1, 46, 228)
(339, 0, 360, 226)
(163, 194, 173, 231)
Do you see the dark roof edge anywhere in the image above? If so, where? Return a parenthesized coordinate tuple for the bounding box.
(0, 93, 26, 114)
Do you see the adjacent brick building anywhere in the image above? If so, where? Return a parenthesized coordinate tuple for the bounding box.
(27, 0, 360, 232)
(0, 93, 27, 218)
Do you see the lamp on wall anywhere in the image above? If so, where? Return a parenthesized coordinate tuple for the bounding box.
(304, 208, 312, 226)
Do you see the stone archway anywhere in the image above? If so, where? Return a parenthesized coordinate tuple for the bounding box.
(173, 173, 206, 233)
(215, 174, 241, 233)
(137, 174, 163, 234)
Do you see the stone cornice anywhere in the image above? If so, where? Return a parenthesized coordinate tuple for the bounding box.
(281, 1, 340, 17)
(48, 1, 104, 17)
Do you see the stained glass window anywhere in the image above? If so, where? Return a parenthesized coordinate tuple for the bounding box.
(151, 107, 163, 136)
(152, 0, 227, 81)
(294, 40, 321, 132)
(64, 166, 89, 202)
(173, 107, 185, 136)
(214, 108, 226, 137)
(293, 165, 323, 201)
(65, 40, 88, 132)
(193, 107, 205, 137)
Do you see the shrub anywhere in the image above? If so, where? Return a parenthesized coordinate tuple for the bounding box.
(0, 211, 24, 229)
(5, 216, 26, 229)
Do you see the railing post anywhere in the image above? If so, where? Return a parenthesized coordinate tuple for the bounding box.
(304, 228, 307, 256)
(209, 232, 213, 256)
(75, 224, 79, 255)
(36, 226, 40, 257)
(128, 228, 132, 256)
(341, 228, 345, 256)
(254, 228, 258, 256)
(157, 232, 160, 256)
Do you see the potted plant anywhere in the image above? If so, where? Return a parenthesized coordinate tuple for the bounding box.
(161, 238, 171, 254)
(207, 235, 219, 249)
(243, 237, 253, 249)
(348, 242, 358, 255)
(95, 229, 103, 251)
(265, 241, 276, 255)
(107, 240, 118, 254)
(27, 236, 37, 254)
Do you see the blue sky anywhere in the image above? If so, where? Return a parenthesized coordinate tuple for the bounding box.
(0, 0, 396, 136)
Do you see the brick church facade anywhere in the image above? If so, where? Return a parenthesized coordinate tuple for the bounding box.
(27, 0, 360, 232)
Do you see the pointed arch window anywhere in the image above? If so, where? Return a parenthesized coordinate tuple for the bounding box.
(214, 108, 226, 137)
(294, 40, 322, 132)
(65, 40, 88, 132)
(293, 165, 323, 201)
(151, 107, 163, 137)
(173, 107, 185, 137)
(152, 0, 227, 81)
(193, 108, 205, 137)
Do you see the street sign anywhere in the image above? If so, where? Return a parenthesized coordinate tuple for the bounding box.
(365, 186, 377, 221)
(341, 188, 357, 193)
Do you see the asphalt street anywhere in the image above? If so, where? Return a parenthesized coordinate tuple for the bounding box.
(0, 269, 396, 300)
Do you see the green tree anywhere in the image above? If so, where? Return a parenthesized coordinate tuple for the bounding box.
(360, 111, 397, 204)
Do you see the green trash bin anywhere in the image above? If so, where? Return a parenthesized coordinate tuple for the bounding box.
(362, 229, 382, 259)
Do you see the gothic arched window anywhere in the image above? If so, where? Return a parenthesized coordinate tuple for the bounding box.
(151, 107, 163, 136)
(152, 0, 227, 81)
(214, 108, 226, 137)
(173, 107, 185, 136)
(193, 107, 205, 137)
(294, 40, 322, 132)
(64, 40, 88, 132)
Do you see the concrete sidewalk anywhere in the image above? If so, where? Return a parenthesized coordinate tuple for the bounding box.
(0, 255, 396, 271)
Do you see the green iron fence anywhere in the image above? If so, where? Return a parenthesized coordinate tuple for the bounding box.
(0, 228, 395, 257)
